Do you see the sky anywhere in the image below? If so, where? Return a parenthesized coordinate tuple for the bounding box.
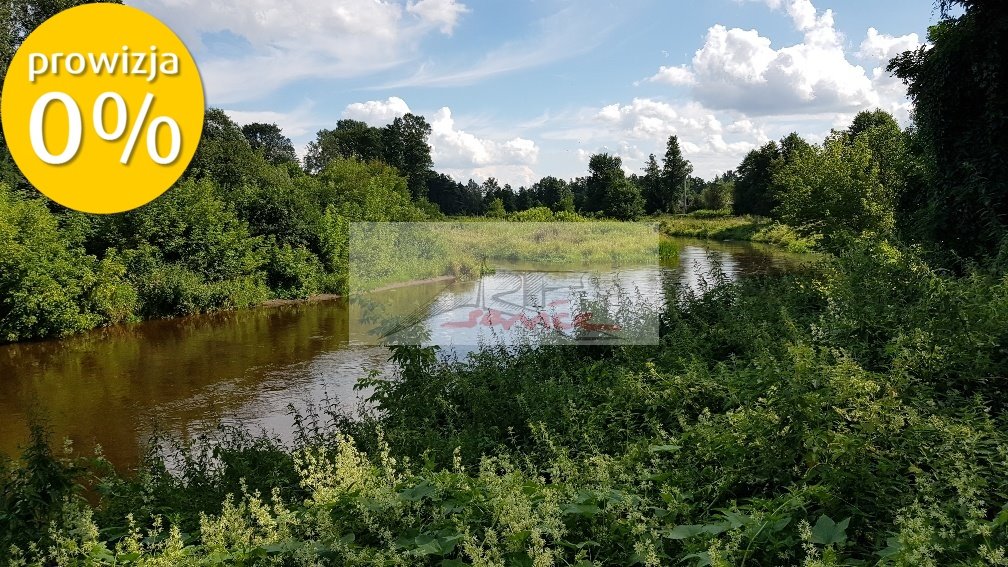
(128, 0, 939, 187)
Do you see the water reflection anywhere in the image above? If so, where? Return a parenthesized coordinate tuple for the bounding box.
(0, 238, 803, 469)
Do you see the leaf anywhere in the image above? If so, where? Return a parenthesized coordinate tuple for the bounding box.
(877, 536, 901, 559)
(683, 551, 713, 566)
(811, 515, 850, 546)
(664, 524, 708, 540)
(399, 480, 437, 502)
(563, 503, 601, 516)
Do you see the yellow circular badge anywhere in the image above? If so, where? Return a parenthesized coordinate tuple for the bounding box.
(1, 4, 204, 213)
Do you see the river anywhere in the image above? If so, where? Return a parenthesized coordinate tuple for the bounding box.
(0, 238, 804, 469)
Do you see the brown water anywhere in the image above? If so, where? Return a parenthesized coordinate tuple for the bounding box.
(0, 238, 804, 469)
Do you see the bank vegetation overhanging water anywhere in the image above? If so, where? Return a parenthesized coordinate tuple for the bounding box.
(3, 0, 1008, 563)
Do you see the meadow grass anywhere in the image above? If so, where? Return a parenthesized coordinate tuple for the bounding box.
(349, 220, 665, 292)
(658, 214, 819, 253)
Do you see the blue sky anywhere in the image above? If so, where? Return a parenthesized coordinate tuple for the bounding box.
(129, 0, 937, 186)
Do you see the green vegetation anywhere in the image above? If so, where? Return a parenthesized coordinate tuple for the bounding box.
(3, 237, 1007, 565)
(3, 0, 1008, 565)
(349, 221, 661, 292)
(658, 214, 818, 254)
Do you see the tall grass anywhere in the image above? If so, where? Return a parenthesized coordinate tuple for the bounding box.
(658, 214, 819, 253)
(349, 221, 665, 292)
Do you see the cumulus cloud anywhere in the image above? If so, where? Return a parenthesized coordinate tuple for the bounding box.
(343, 96, 412, 125)
(858, 27, 921, 61)
(429, 107, 539, 169)
(587, 98, 769, 176)
(856, 28, 922, 123)
(645, 65, 697, 86)
(133, 0, 469, 103)
(642, 0, 905, 117)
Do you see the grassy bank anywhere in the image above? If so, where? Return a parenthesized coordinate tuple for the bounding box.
(349, 220, 664, 292)
(3, 237, 1006, 566)
(658, 213, 819, 254)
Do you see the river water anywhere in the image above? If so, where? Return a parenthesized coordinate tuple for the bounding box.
(0, 238, 804, 469)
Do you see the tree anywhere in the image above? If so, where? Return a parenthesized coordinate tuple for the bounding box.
(773, 134, 895, 246)
(486, 198, 505, 218)
(700, 181, 734, 211)
(304, 120, 383, 174)
(584, 153, 644, 220)
(184, 108, 259, 189)
(0, 183, 135, 341)
(241, 123, 298, 168)
(531, 176, 573, 212)
(661, 135, 693, 214)
(888, 0, 1008, 259)
(382, 113, 434, 201)
(733, 142, 780, 217)
(640, 153, 663, 214)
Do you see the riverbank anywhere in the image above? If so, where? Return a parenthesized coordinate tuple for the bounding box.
(657, 214, 819, 253)
(261, 276, 459, 307)
(4, 237, 1005, 565)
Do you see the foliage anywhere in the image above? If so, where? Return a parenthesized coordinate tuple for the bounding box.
(240, 122, 299, 168)
(773, 133, 896, 248)
(699, 180, 734, 211)
(888, 0, 1008, 260)
(732, 141, 780, 217)
(583, 153, 645, 220)
(0, 184, 136, 341)
(658, 214, 819, 254)
(4, 240, 1008, 565)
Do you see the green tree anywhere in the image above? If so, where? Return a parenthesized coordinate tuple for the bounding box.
(844, 110, 907, 200)
(661, 135, 693, 214)
(584, 153, 644, 220)
(733, 142, 780, 217)
(773, 134, 895, 246)
(304, 119, 384, 174)
(640, 153, 663, 214)
(0, 184, 135, 341)
(185, 109, 260, 189)
(888, 0, 1008, 259)
(109, 179, 268, 316)
(486, 197, 505, 218)
(381, 113, 434, 201)
(531, 176, 572, 212)
(700, 180, 734, 211)
(241, 123, 299, 168)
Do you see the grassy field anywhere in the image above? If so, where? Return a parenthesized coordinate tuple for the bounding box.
(348, 220, 665, 292)
(658, 213, 819, 253)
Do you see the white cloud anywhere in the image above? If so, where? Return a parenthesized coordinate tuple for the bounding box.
(645, 65, 696, 86)
(858, 27, 921, 62)
(343, 96, 412, 125)
(584, 98, 768, 176)
(647, 0, 903, 117)
(856, 28, 922, 123)
(132, 0, 468, 104)
(406, 0, 469, 34)
(429, 107, 539, 168)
